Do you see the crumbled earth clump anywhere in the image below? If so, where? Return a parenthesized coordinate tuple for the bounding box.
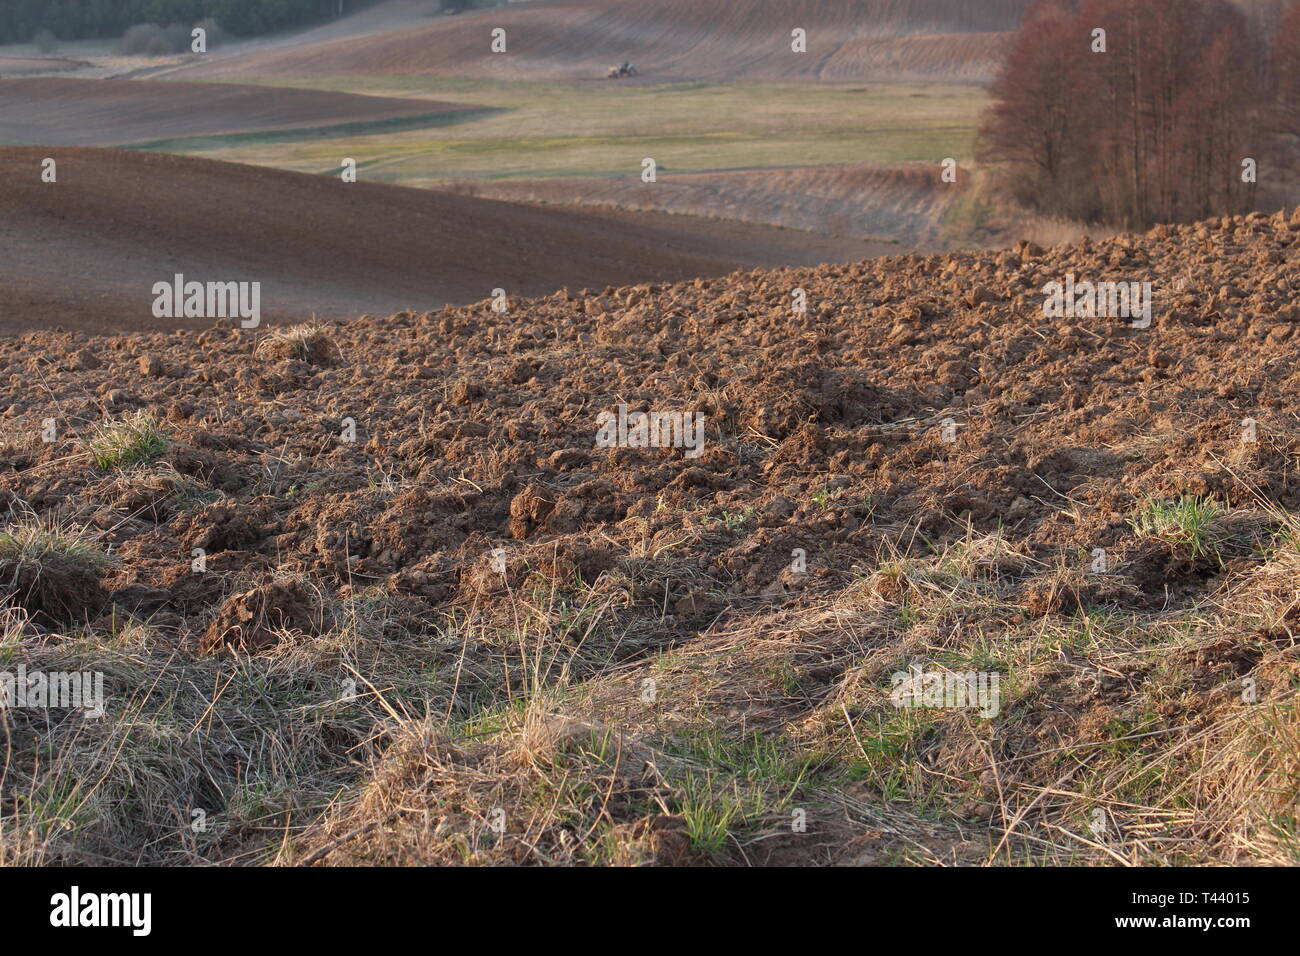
(0, 552, 108, 625)
(201, 577, 321, 653)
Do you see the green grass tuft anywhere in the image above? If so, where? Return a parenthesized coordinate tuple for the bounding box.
(88, 411, 169, 470)
(0, 515, 114, 574)
(1129, 495, 1225, 562)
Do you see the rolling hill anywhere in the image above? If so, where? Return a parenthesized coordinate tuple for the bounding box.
(0, 77, 471, 147)
(168, 0, 1033, 84)
(0, 146, 893, 333)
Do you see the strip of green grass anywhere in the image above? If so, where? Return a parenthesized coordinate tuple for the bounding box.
(164, 77, 985, 184)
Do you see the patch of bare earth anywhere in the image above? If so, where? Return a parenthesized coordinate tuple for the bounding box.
(0, 77, 467, 146)
(0, 147, 886, 335)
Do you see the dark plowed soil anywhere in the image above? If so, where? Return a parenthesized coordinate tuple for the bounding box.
(0, 147, 892, 334)
(2, 208, 1296, 646)
(0, 77, 467, 147)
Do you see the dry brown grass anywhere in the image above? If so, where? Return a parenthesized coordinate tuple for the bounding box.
(254, 322, 343, 365)
(2, 514, 1296, 866)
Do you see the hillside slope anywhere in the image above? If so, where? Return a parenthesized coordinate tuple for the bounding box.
(0, 147, 889, 333)
(0, 77, 468, 147)
(474, 164, 965, 246)
(172, 0, 1031, 83)
(1, 208, 1297, 866)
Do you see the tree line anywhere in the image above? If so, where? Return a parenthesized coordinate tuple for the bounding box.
(0, 0, 379, 45)
(978, 0, 1300, 229)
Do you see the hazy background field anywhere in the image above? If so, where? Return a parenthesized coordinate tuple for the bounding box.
(2, 0, 1291, 328)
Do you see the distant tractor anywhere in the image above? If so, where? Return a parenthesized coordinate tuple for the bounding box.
(606, 61, 637, 79)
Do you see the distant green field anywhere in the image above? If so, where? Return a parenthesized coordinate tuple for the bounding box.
(162, 77, 987, 185)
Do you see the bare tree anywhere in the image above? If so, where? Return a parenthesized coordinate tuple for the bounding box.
(980, 0, 1282, 228)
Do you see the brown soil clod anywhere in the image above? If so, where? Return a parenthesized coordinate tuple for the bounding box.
(200, 577, 322, 653)
(0, 552, 109, 626)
